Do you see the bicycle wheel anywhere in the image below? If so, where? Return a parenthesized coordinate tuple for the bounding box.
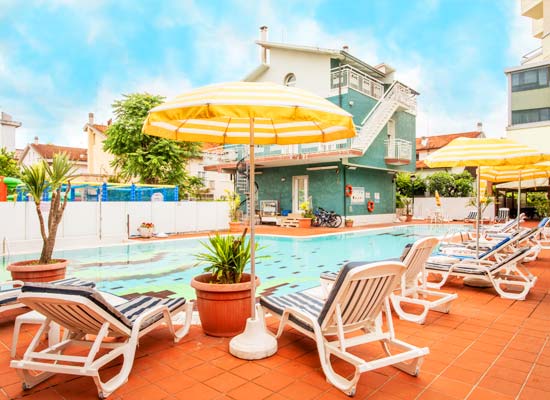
(329, 214, 342, 228)
(311, 216, 321, 227)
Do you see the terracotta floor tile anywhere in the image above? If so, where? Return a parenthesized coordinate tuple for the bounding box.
(378, 379, 425, 399)
(253, 370, 295, 392)
(210, 354, 247, 371)
(155, 374, 197, 394)
(173, 382, 222, 400)
(274, 360, 314, 378)
(227, 381, 273, 400)
(427, 376, 473, 399)
(441, 366, 483, 384)
(204, 371, 246, 392)
(467, 386, 515, 400)
(185, 363, 225, 382)
(517, 385, 550, 399)
(230, 361, 270, 380)
(278, 380, 323, 400)
(122, 384, 169, 400)
(485, 365, 528, 384)
(418, 388, 461, 400)
(478, 375, 523, 397)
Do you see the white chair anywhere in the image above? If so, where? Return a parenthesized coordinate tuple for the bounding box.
(260, 261, 428, 396)
(425, 247, 536, 300)
(389, 237, 457, 324)
(495, 208, 509, 223)
(11, 283, 193, 399)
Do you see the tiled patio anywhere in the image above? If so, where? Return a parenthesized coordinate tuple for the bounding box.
(1, 222, 550, 399)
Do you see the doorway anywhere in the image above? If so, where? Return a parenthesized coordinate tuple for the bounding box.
(292, 175, 309, 213)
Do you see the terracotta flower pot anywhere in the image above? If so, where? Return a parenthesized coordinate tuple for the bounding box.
(190, 273, 260, 337)
(7, 259, 68, 283)
(228, 221, 244, 233)
(297, 218, 312, 228)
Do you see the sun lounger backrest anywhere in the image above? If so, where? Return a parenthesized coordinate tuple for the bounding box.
(20, 284, 132, 337)
(487, 247, 530, 273)
(402, 237, 439, 285)
(318, 261, 405, 332)
(538, 217, 550, 228)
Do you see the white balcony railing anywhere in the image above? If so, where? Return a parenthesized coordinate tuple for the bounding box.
(330, 65, 384, 99)
(385, 138, 412, 161)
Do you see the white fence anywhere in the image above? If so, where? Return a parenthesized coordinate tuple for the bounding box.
(0, 201, 229, 255)
(411, 197, 495, 221)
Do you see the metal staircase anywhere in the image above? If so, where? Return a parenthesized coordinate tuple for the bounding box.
(235, 155, 259, 220)
(351, 81, 417, 155)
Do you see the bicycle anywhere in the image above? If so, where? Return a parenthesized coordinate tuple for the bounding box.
(311, 207, 342, 228)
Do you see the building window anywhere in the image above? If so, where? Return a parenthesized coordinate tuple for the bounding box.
(284, 73, 296, 87)
(512, 108, 550, 125)
(511, 66, 549, 92)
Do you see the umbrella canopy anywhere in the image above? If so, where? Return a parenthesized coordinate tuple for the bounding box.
(142, 81, 357, 359)
(143, 81, 356, 144)
(425, 138, 550, 256)
(424, 137, 550, 168)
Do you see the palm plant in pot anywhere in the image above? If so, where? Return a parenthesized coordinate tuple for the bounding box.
(191, 229, 264, 337)
(7, 153, 78, 282)
(226, 189, 243, 232)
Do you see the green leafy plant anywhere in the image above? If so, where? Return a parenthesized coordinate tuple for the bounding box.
(467, 194, 494, 213)
(225, 189, 242, 222)
(0, 147, 21, 180)
(195, 229, 263, 284)
(20, 153, 79, 264)
(401, 196, 413, 215)
(299, 200, 314, 219)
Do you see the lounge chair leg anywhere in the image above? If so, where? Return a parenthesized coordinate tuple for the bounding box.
(18, 370, 56, 391)
(389, 295, 429, 325)
(92, 347, 137, 399)
(380, 339, 425, 376)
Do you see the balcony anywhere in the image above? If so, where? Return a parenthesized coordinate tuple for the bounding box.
(384, 138, 412, 166)
(330, 65, 384, 99)
(533, 17, 544, 38)
(521, 47, 543, 64)
(521, 0, 543, 19)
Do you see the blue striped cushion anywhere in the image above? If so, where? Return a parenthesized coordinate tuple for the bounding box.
(115, 296, 187, 330)
(1, 277, 95, 306)
(260, 292, 323, 332)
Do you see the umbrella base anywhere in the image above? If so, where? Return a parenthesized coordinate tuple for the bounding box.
(229, 315, 277, 360)
(464, 277, 492, 288)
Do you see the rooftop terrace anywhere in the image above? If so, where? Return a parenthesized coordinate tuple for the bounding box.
(0, 221, 549, 399)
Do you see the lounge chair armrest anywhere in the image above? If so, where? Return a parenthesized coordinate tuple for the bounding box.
(130, 304, 170, 335)
(1, 280, 24, 289)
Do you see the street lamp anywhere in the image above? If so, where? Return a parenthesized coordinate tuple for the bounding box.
(410, 174, 416, 218)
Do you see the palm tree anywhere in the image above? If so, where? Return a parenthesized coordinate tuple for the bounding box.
(20, 153, 79, 264)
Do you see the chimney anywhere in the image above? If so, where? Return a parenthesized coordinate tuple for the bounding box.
(342, 45, 349, 52)
(476, 121, 483, 132)
(421, 136, 428, 147)
(259, 26, 268, 64)
(88, 112, 94, 125)
(34, 136, 39, 145)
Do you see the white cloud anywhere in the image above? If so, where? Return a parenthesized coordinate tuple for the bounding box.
(507, 0, 540, 61)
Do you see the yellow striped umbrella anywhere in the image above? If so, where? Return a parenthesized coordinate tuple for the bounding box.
(435, 190, 441, 207)
(142, 81, 356, 359)
(425, 138, 550, 256)
(480, 163, 550, 227)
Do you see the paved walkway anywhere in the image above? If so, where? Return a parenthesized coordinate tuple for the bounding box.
(1, 221, 549, 399)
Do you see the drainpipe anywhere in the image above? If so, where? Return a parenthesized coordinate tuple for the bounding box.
(343, 164, 347, 220)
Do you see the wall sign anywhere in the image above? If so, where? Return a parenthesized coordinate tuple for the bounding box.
(374, 192, 380, 203)
(351, 187, 365, 204)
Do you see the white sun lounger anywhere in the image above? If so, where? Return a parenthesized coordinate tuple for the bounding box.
(260, 261, 429, 396)
(10, 283, 193, 399)
(425, 247, 536, 300)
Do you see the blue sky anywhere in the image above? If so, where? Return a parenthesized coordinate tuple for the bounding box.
(0, 0, 539, 148)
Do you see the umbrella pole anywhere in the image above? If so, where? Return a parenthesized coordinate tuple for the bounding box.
(476, 167, 481, 259)
(517, 173, 522, 230)
(229, 118, 277, 360)
(249, 120, 256, 319)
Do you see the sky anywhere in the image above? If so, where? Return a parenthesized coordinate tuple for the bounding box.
(0, 0, 540, 149)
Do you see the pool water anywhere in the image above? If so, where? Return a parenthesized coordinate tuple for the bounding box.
(1, 225, 469, 300)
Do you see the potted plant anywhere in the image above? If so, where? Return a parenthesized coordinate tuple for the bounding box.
(226, 189, 243, 232)
(345, 218, 354, 227)
(191, 229, 264, 337)
(138, 222, 155, 238)
(7, 153, 78, 282)
(298, 201, 314, 228)
(401, 196, 413, 222)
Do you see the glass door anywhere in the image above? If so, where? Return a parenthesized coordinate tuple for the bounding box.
(292, 175, 309, 213)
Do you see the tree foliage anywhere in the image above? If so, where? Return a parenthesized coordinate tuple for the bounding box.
(426, 171, 474, 197)
(395, 172, 426, 197)
(103, 93, 202, 185)
(0, 147, 21, 178)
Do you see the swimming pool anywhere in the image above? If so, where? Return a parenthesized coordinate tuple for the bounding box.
(1, 224, 469, 299)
